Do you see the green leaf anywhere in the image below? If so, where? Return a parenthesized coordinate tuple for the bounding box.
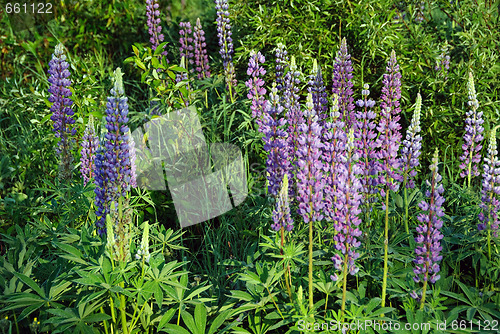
(194, 303, 207, 334)
(13, 272, 45, 298)
(157, 308, 176, 331)
(159, 324, 191, 334)
(83, 313, 112, 323)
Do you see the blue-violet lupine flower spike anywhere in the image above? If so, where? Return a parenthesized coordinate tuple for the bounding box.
(413, 148, 445, 286)
(296, 93, 324, 224)
(272, 173, 293, 231)
(104, 68, 132, 200)
(322, 95, 347, 222)
(80, 115, 100, 185)
(283, 56, 303, 192)
(215, 0, 236, 91)
(376, 50, 403, 196)
(275, 43, 289, 92)
(400, 93, 423, 189)
(332, 38, 355, 127)
(459, 72, 484, 186)
(246, 50, 267, 128)
(478, 127, 500, 237)
(308, 59, 328, 126)
(262, 83, 290, 197)
(179, 21, 194, 70)
(331, 128, 362, 279)
(146, 0, 168, 61)
(353, 83, 378, 206)
(48, 43, 76, 180)
(193, 18, 211, 79)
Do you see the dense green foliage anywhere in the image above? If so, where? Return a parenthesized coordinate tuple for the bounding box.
(0, 0, 499, 333)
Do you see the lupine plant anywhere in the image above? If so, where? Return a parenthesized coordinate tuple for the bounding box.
(478, 126, 500, 261)
(246, 50, 267, 128)
(332, 38, 355, 127)
(376, 50, 403, 308)
(459, 72, 484, 188)
(179, 21, 194, 72)
(146, 0, 168, 61)
(296, 93, 324, 309)
(48, 43, 76, 181)
(193, 18, 211, 79)
(412, 148, 445, 310)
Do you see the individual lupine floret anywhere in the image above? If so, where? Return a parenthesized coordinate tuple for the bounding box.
(478, 127, 500, 241)
(261, 83, 289, 197)
(376, 50, 403, 195)
(275, 43, 289, 92)
(104, 68, 132, 199)
(322, 95, 347, 222)
(80, 116, 99, 185)
(400, 93, 423, 190)
(353, 84, 378, 208)
(146, 0, 168, 60)
(215, 0, 236, 95)
(332, 38, 355, 127)
(179, 21, 194, 70)
(308, 59, 328, 125)
(48, 43, 76, 181)
(246, 51, 267, 127)
(193, 18, 210, 79)
(135, 221, 151, 263)
(272, 174, 293, 232)
(459, 72, 484, 187)
(412, 148, 445, 308)
(283, 56, 303, 184)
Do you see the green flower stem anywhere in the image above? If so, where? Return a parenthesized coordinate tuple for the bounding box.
(281, 226, 293, 301)
(119, 291, 129, 334)
(381, 185, 390, 310)
(101, 307, 110, 334)
(308, 204, 314, 311)
(404, 183, 409, 235)
(341, 248, 349, 321)
(420, 278, 428, 310)
(128, 300, 148, 332)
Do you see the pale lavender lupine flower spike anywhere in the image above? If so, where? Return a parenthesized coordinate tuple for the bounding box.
(308, 59, 328, 125)
(332, 38, 355, 127)
(478, 127, 500, 237)
(400, 93, 423, 189)
(48, 43, 76, 180)
(413, 148, 445, 288)
(179, 21, 194, 71)
(459, 72, 484, 186)
(275, 43, 289, 93)
(296, 93, 324, 224)
(246, 50, 267, 127)
(80, 116, 99, 185)
(331, 129, 362, 281)
(146, 0, 168, 61)
(376, 50, 403, 198)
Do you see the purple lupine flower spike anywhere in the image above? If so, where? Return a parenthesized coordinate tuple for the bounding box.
(261, 83, 289, 197)
(275, 43, 289, 93)
(246, 50, 267, 127)
(435, 52, 450, 79)
(459, 72, 484, 187)
(272, 173, 293, 232)
(322, 95, 347, 222)
(332, 38, 355, 127)
(296, 93, 324, 224)
(331, 129, 362, 279)
(48, 43, 76, 180)
(215, 0, 236, 93)
(80, 116, 99, 185)
(104, 68, 132, 198)
(400, 93, 423, 189)
(353, 84, 378, 206)
(308, 59, 328, 125)
(146, 0, 168, 61)
(376, 50, 403, 197)
(478, 127, 500, 237)
(193, 18, 210, 79)
(179, 21, 194, 71)
(413, 149, 445, 288)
